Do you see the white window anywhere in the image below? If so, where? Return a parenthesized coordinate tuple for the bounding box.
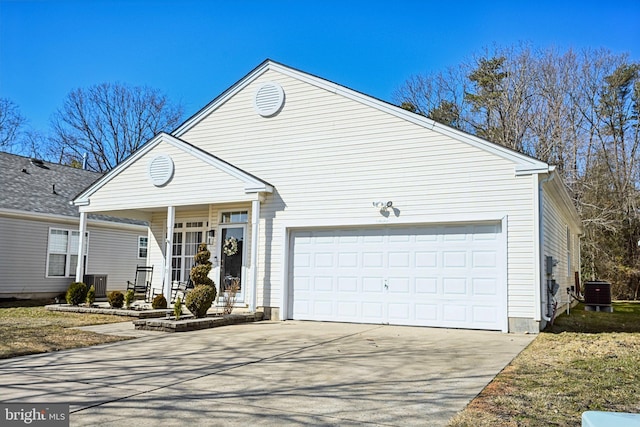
(221, 211, 248, 223)
(138, 236, 148, 259)
(47, 228, 88, 277)
(171, 221, 205, 283)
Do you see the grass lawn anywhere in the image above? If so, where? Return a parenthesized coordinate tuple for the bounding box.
(0, 299, 135, 359)
(449, 302, 640, 426)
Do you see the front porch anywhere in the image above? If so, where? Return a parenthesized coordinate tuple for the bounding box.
(76, 201, 264, 312)
(71, 133, 273, 313)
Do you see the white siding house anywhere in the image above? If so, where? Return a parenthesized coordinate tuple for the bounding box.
(72, 60, 581, 332)
(0, 152, 148, 299)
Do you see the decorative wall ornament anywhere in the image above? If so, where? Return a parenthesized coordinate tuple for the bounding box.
(223, 236, 238, 256)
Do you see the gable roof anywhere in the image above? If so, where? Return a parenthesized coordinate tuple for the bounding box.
(72, 132, 273, 206)
(173, 59, 551, 176)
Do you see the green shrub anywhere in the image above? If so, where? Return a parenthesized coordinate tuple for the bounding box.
(66, 282, 88, 305)
(190, 243, 215, 287)
(185, 285, 216, 318)
(124, 289, 135, 309)
(86, 285, 96, 305)
(152, 294, 168, 309)
(174, 297, 183, 320)
(108, 291, 124, 308)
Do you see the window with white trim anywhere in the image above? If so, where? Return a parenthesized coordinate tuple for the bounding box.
(138, 236, 148, 259)
(47, 228, 88, 277)
(221, 211, 248, 223)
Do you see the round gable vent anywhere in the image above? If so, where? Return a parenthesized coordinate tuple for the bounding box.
(148, 154, 174, 187)
(254, 82, 285, 117)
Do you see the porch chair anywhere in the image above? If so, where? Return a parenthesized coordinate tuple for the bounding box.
(171, 277, 194, 303)
(126, 265, 153, 302)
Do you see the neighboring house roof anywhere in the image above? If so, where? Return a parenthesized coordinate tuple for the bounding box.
(173, 59, 551, 176)
(0, 151, 145, 225)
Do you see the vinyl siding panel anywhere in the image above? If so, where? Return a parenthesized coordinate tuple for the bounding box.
(0, 214, 145, 297)
(181, 70, 538, 318)
(542, 187, 581, 311)
(85, 227, 146, 292)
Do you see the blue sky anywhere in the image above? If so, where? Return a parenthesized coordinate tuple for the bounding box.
(1, 0, 639, 133)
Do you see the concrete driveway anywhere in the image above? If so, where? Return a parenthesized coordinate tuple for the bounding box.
(0, 321, 534, 426)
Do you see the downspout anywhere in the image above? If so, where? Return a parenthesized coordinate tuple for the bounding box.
(538, 171, 555, 322)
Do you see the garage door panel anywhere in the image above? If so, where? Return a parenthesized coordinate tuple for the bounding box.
(416, 233, 438, 242)
(314, 253, 334, 267)
(415, 251, 438, 267)
(443, 277, 467, 295)
(363, 277, 384, 293)
(337, 277, 358, 292)
(289, 224, 505, 330)
(415, 304, 438, 321)
(472, 251, 497, 267)
(313, 300, 333, 316)
(388, 232, 411, 242)
(363, 252, 384, 267)
(293, 300, 310, 316)
(415, 277, 438, 294)
(443, 226, 467, 240)
(443, 251, 467, 267)
(388, 303, 410, 320)
(388, 251, 410, 267)
(337, 302, 358, 317)
(362, 302, 384, 319)
(294, 276, 310, 291)
(443, 304, 468, 322)
(472, 278, 498, 296)
(388, 277, 410, 293)
(294, 253, 311, 267)
(473, 224, 500, 239)
(363, 233, 384, 243)
(338, 252, 358, 267)
(472, 305, 498, 323)
(313, 277, 333, 292)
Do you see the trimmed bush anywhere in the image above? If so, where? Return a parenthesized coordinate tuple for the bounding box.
(190, 243, 215, 287)
(108, 291, 124, 308)
(66, 282, 88, 305)
(152, 294, 168, 309)
(185, 285, 216, 318)
(124, 289, 135, 309)
(86, 285, 96, 305)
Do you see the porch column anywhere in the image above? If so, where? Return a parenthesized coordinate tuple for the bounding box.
(164, 206, 175, 302)
(250, 199, 260, 312)
(75, 211, 88, 282)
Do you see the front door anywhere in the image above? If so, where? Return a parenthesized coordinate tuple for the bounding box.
(219, 225, 245, 302)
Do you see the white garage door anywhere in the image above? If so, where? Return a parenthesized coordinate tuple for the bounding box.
(288, 224, 506, 331)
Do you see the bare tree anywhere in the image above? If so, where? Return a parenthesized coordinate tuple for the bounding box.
(50, 83, 183, 172)
(394, 45, 640, 299)
(0, 98, 26, 150)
